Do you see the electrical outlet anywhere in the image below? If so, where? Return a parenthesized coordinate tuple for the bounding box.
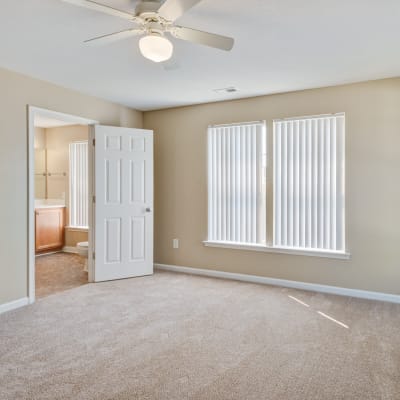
(173, 238, 179, 249)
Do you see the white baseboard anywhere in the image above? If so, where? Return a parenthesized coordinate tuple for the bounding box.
(35, 250, 62, 257)
(62, 246, 79, 254)
(0, 297, 29, 315)
(155, 263, 400, 304)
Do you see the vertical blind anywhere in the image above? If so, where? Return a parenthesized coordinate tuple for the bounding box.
(273, 114, 345, 252)
(69, 141, 89, 228)
(208, 122, 267, 245)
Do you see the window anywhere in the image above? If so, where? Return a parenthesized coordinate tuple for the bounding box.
(69, 141, 89, 228)
(206, 113, 346, 257)
(273, 114, 345, 252)
(207, 122, 267, 245)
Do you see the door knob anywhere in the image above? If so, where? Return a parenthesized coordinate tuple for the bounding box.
(145, 207, 152, 212)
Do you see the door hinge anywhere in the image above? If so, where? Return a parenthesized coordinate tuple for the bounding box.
(92, 252, 95, 260)
(92, 138, 96, 146)
(92, 195, 96, 203)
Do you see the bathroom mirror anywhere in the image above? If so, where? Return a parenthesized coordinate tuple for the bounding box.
(34, 149, 46, 199)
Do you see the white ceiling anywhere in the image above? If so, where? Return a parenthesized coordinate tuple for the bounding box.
(1, 0, 399, 111)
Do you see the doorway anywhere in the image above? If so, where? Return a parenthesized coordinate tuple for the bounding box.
(28, 107, 154, 303)
(28, 106, 97, 302)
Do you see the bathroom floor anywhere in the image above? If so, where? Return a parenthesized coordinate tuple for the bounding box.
(35, 252, 87, 299)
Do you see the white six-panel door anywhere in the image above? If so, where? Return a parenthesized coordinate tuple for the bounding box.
(94, 125, 153, 282)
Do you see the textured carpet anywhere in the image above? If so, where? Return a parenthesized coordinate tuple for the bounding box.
(1, 270, 400, 399)
(35, 253, 87, 298)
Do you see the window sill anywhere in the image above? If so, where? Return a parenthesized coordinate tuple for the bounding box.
(65, 226, 89, 232)
(203, 241, 351, 260)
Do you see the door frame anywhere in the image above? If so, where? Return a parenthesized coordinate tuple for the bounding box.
(27, 106, 98, 304)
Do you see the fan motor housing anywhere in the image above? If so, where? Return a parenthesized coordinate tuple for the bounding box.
(145, 22, 165, 35)
(135, 1, 161, 17)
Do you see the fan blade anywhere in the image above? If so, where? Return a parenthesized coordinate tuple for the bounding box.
(158, 0, 203, 22)
(61, 0, 136, 21)
(84, 28, 144, 45)
(170, 26, 234, 51)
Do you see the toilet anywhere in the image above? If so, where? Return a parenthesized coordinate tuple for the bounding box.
(76, 241, 89, 272)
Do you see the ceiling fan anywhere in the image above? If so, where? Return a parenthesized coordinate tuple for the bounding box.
(61, 0, 235, 62)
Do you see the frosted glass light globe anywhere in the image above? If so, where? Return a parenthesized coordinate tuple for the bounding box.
(139, 34, 173, 63)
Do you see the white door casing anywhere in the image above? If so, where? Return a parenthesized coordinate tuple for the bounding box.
(94, 125, 153, 282)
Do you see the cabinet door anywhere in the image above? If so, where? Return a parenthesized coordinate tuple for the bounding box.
(35, 208, 65, 253)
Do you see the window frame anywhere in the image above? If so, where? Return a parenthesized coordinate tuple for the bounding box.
(204, 114, 350, 260)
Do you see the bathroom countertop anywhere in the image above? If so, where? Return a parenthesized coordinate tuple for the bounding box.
(35, 199, 66, 209)
(35, 205, 66, 209)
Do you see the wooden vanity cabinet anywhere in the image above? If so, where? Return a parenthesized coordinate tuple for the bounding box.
(35, 207, 65, 254)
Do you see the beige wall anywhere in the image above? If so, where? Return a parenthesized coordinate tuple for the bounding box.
(34, 127, 46, 150)
(65, 229, 88, 248)
(0, 67, 143, 306)
(144, 77, 400, 296)
(2, 64, 399, 306)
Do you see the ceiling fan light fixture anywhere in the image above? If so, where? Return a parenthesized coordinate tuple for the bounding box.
(139, 34, 173, 63)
